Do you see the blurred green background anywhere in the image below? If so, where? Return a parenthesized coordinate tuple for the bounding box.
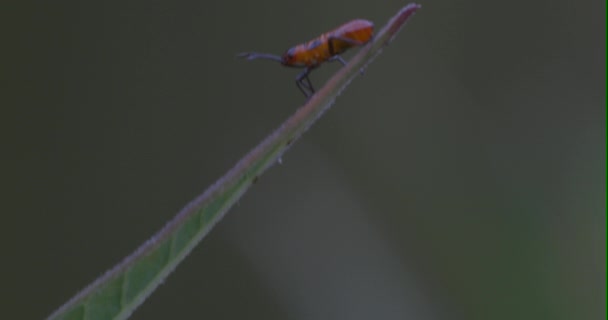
(1, 0, 605, 319)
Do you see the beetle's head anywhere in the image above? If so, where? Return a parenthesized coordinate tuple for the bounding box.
(281, 47, 306, 68)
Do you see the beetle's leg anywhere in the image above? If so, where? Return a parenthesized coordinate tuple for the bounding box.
(328, 54, 365, 76)
(303, 74, 314, 93)
(296, 68, 314, 97)
(327, 36, 368, 75)
(330, 55, 348, 66)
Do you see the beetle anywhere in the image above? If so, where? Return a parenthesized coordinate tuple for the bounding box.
(238, 19, 374, 97)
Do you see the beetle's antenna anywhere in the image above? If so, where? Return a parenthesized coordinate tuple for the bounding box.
(237, 52, 283, 63)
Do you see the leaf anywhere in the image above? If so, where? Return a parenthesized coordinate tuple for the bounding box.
(46, 4, 421, 319)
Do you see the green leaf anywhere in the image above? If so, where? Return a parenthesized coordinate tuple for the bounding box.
(46, 4, 421, 319)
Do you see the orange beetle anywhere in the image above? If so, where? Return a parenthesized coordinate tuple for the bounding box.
(238, 19, 374, 97)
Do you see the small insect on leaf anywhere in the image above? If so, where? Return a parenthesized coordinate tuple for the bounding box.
(238, 19, 374, 97)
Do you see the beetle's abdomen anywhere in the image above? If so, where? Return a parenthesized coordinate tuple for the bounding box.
(280, 19, 374, 68)
(329, 19, 374, 55)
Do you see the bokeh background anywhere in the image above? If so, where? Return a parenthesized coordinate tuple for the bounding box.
(2, 0, 605, 319)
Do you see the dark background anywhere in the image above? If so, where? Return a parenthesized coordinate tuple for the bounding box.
(1, 0, 605, 319)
